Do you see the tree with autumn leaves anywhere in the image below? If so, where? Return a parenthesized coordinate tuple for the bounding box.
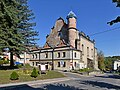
(98, 51, 105, 71)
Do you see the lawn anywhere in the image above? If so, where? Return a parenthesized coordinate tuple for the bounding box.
(0, 69, 65, 84)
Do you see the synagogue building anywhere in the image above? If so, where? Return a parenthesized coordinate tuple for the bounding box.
(29, 11, 98, 71)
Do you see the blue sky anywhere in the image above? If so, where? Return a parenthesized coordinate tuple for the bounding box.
(28, 0, 120, 56)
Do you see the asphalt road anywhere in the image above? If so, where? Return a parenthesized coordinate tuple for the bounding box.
(0, 72, 120, 90)
(36, 72, 120, 90)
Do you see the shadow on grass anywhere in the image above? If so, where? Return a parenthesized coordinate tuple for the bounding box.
(80, 80, 120, 89)
(0, 84, 80, 90)
(0, 66, 18, 70)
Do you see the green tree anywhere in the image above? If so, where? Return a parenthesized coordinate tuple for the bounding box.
(98, 51, 105, 71)
(104, 56, 120, 71)
(104, 57, 114, 71)
(0, 0, 38, 67)
(0, 0, 24, 66)
(10, 71, 19, 80)
(17, 0, 38, 47)
(31, 68, 38, 78)
(107, 0, 120, 25)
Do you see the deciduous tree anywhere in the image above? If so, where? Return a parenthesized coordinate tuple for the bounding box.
(98, 51, 105, 71)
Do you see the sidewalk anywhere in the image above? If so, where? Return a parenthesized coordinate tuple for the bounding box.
(0, 77, 71, 88)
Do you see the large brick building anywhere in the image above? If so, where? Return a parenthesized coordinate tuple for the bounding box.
(29, 11, 98, 71)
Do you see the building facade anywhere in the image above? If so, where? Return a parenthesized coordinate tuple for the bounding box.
(29, 11, 98, 71)
(113, 60, 120, 70)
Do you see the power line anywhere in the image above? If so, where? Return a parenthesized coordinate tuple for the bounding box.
(89, 27, 120, 36)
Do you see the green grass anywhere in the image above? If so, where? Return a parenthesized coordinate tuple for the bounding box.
(0, 69, 65, 84)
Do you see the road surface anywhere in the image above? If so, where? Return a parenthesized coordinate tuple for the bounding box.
(0, 72, 120, 90)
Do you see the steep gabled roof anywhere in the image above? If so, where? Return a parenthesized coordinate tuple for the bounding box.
(43, 17, 68, 48)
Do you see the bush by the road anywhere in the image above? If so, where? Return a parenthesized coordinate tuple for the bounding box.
(10, 71, 19, 80)
(31, 68, 38, 78)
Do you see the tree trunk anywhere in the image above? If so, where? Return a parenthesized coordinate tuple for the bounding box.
(10, 50, 14, 67)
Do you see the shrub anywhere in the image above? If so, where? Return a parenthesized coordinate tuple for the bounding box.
(16, 64, 23, 68)
(31, 68, 38, 78)
(10, 71, 19, 80)
(0, 60, 4, 65)
(3, 60, 9, 64)
(24, 63, 31, 68)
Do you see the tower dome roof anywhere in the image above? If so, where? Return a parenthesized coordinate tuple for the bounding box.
(66, 11, 77, 19)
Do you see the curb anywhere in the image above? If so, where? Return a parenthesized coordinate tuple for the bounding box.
(0, 77, 71, 88)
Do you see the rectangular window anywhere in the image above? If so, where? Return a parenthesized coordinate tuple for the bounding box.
(63, 52, 66, 57)
(32, 54, 34, 59)
(45, 52, 48, 58)
(74, 62, 76, 67)
(32, 62, 34, 66)
(58, 62, 60, 67)
(58, 52, 60, 58)
(87, 47, 89, 57)
(74, 52, 76, 58)
(36, 62, 38, 66)
(35, 54, 37, 59)
(82, 44, 84, 55)
(63, 62, 66, 67)
(91, 49, 93, 57)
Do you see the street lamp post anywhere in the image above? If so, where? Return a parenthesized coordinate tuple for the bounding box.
(72, 49, 74, 70)
(51, 48, 54, 70)
(38, 49, 41, 73)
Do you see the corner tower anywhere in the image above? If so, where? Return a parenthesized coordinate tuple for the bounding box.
(67, 11, 78, 48)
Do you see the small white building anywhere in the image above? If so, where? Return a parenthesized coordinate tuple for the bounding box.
(114, 60, 120, 70)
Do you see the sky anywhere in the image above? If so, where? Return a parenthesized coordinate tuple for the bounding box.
(28, 0, 120, 56)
